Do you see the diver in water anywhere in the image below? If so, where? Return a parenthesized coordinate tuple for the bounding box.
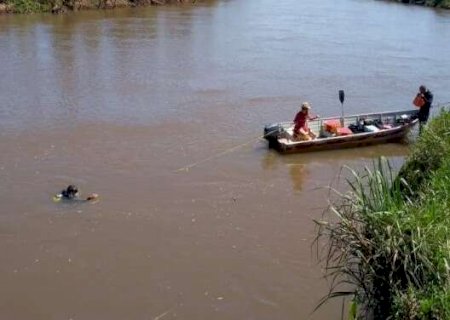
(54, 185, 99, 202)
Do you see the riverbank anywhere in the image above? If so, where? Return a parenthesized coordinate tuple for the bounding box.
(2, 0, 449, 14)
(0, 0, 201, 14)
(394, 0, 450, 9)
(317, 109, 450, 319)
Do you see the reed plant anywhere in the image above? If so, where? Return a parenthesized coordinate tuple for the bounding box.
(315, 109, 450, 319)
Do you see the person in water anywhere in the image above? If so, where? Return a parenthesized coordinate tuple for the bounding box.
(54, 185, 98, 202)
(293, 102, 319, 141)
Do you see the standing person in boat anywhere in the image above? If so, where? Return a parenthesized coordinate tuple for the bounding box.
(416, 85, 433, 133)
(293, 102, 319, 141)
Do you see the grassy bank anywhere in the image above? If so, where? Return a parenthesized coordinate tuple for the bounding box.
(316, 109, 450, 319)
(0, 0, 197, 14)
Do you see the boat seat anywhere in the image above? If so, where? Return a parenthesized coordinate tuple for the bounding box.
(278, 127, 295, 144)
(284, 127, 295, 138)
(280, 126, 321, 144)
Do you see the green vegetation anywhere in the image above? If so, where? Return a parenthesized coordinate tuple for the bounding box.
(1, 0, 448, 13)
(316, 109, 450, 319)
(2, 0, 51, 13)
(425, 0, 450, 8)
(0, 0, 196, 13)
(395, 0, 450, 8)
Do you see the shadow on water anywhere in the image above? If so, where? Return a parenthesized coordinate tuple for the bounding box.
(261, 142, 411, 193)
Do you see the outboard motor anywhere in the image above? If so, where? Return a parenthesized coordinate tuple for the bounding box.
(264, 123, 284, 141)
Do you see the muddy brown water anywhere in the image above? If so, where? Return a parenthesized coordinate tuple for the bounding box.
(1, 1, 450, 319)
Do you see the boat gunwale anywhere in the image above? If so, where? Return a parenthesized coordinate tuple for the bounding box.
(266, 109, 419, 153)
(279, 120, 417, 147)
(273, 109, 419, 128)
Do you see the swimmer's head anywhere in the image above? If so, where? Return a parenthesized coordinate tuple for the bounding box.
(62, 185, 79, 199)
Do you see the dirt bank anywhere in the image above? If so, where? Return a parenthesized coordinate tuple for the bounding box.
(0, 0, 200, 14)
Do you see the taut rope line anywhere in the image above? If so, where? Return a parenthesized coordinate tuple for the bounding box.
(174, 129, 280, 172)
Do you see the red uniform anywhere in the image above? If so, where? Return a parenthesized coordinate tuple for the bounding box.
(293, 111, 308, 134)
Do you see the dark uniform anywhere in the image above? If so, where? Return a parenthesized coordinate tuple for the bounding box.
(418, 88, 433, 124)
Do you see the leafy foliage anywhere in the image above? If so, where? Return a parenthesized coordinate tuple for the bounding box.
(6, 0, 51, 13)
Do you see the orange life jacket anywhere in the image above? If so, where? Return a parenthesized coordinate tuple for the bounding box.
(413, 95, 425, 108)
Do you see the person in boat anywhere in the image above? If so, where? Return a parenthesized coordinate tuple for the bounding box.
(293, 102, 319, 141)
(416, 85, 433, 132)
(54, 185, 99, 202)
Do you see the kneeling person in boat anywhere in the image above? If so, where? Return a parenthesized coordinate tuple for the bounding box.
(293, 102, 319, 141)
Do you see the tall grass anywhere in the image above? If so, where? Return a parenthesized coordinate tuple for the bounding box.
(315, 110, 450, 319)
(396, 109, 450, 198)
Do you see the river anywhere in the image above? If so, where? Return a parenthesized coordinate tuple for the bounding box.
(1, 1, 450, 319)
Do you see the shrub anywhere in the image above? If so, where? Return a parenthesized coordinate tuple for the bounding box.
(6, 0, 51, 13)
